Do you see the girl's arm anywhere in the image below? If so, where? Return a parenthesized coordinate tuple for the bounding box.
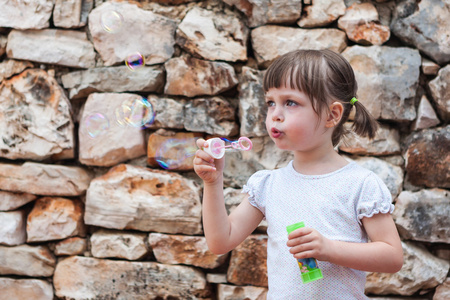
(194, 139, 264, 255)
(287, 213, 403, 273)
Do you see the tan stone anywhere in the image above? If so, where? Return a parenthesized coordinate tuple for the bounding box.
(0, 0, 53, 29)
(433, 277, 450, 300)
(85, 164, 202, 234)
(27, 197, 85, 243)
(176, 7, 248, 62)
(412, 95, 440, 130)
(0, 244, 55, 277)
(0, 278, 53, 300)
(217, 284, 268, 300)
(54, 256, 210, 299)
(164, 56, 238, 97)
(0, 191, 36, 211)
(90, 230, 148, 260)
(6, 29, 96, 68)
(149, 233, 228, 269)
(429, 64, 450, 122)
(0, 59, 34, 83)
(147, 130, 202, 171)
(298, 0, 346, 28)
(89, 1, 177, 66)
(0, 69, 74, 160)
(251, 25, 347, 68)
(227, 235, 268, 287)
(0, 162, 92, 196)
(78, 93, 147, 167)
(53, 0, 83, 28)
(422, 57, 440, 75)
(52, 237, 87, 256)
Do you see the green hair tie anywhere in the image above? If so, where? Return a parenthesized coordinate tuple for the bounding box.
(350, 97, 358, 105)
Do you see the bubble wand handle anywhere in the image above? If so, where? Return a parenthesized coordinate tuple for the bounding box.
(203, 137, 253, 159)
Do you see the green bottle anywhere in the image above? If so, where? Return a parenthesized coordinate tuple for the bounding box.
(286, 222, 324, 283)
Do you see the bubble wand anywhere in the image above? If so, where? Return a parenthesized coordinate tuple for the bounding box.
(203, 137, 253, 159)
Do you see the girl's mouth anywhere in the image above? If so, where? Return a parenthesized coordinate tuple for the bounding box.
(271, 128, 282, 138)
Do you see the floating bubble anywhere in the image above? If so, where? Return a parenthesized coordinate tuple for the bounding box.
(100, 10, 124, 33)
(125, 52, 145, 71)
(203, 137, 253, 159)
(156, 138, 198, 170)
(84, 113, 110, 138)
(115, 97, 155, 128)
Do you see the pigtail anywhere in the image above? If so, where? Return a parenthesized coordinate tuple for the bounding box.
(351, 100, 379, 140)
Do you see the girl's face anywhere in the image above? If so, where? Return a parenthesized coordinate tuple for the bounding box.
(265, 86, 330, 152)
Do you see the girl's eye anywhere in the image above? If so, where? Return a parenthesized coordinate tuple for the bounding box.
(266, 101, 275, 107)
(286, 100, 297, 106)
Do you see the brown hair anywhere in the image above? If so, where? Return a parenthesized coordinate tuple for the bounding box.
(263, 49, 378, 146)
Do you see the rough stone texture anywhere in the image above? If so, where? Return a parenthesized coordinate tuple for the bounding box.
(0, 162, 92, 196)
(411, 95, 441, 130)
(298, 0, 346, 28)
(0, 191, 36, 211)
(54, 256, 210, 299)
(342, 46, 420, 121)
(366, 241, 450, 296)
(222, 0, 302, 28)
(0, 69, 74, 160)
(391, 0, 450, 65)
(0, 35, 7, 57)
(0, 278, 53, 300)
(164, 56, 238, 97)
(340, 123, 401, 156)
(421, 58, 440, 75)
(61, 65, 165, 99)
(149, 233, 228, 269)
(217, 284, 268, 300)
(146, 96, 186, 130)
(238, 67, 267, 137)
(393, 189, 449, 243)
(6, 29, 96, 68)
(0, 244, 56, 277)
(78, 93, 146, 167)
(176, 7, 248, 62)
(53, 0, 85, 29)
(428, 64, 450, 122)
(0, 59, 34, 82)
(227, 235, 268, 287)
(403, 126, 449, 189)
(84, 164, 202, 234)
(433, 277, 450, 300)
(252, 25, 347, 67)
(52, 237, 87, 256)
(338, 2, 390, 45)
(90, 230, 148, 260)
(89, 1, 177, 66)
(184, 97, 239, 136)
(0, 0, 54, 29)
(26, 197, 86, 243)
(0, 210, 27, 246)
(147, 130, 201, 171)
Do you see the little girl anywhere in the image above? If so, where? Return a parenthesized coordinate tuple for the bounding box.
(194, 49, 403, 299)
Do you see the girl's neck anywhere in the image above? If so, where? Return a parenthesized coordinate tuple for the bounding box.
(292, 144, 348, 176)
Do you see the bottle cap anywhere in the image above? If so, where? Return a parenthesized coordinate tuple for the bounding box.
(286, 222, 305, 234)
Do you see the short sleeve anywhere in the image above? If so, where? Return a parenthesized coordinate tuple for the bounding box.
(241, 170, 271, 217)
(356, 173, 394, 224)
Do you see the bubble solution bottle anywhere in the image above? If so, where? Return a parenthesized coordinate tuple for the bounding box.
(286, 222, 324, 284)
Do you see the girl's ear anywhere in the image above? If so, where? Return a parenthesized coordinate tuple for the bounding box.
(325, 101, 344, 128)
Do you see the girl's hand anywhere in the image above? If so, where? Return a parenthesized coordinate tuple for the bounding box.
(194, 138, 225, 184)
(287, 226, 333, 262)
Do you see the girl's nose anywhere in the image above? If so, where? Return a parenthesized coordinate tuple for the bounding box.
(272, 107, 284, 122)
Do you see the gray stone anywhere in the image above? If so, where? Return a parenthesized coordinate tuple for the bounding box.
(0, 210, 27, 246)
(411, 95, 440, 130)
(342, 46, 420, 121)
(393, 189, 449, 243)
(298, 0, 346, 28)
(429, 64, 450, 122)
(61, 65, 165, 99)
(391, 0, 450, 64)
(217, 284, 268, 300)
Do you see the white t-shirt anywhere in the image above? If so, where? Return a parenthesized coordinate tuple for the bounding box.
(242, 160, 394, 300)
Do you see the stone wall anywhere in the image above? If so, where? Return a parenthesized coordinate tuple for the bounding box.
(0, 0, 449, 299)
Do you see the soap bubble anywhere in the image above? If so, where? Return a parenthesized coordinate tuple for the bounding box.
(100, 10, 124, 33)
(115, 97, 155, 128)
(83, 113, 110, 138)
(125, 52, 145, 71)
(155, 138, 198, 170)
